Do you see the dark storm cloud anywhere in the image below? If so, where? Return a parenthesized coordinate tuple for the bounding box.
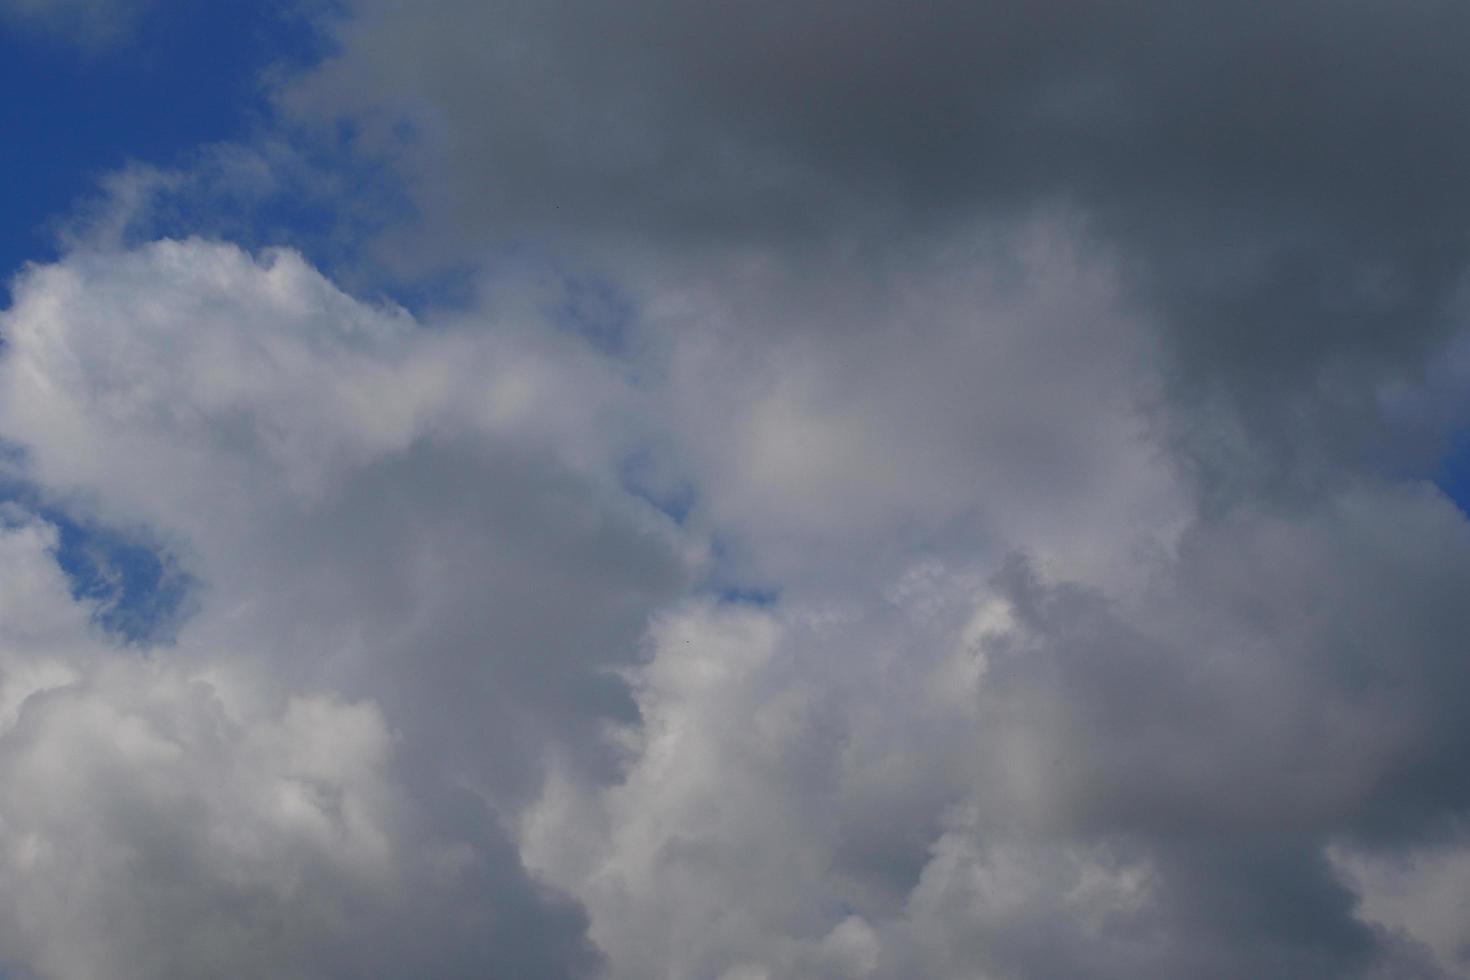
(294, 0, 1470, 496)
(959, 483, 1470, 976)
(299, 1, 1470, 241)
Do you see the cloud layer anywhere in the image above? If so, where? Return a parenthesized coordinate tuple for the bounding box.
(293, 0, 1470, 494)
(4, 1, 1470, 978)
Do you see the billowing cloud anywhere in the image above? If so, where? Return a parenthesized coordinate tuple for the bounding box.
(0, 237, 694, 977)
(274, 4, 1470, 973)
(631, 212, 1184, 592)
(527, 482, 1470, 978)
(5, 0, 1470, 977)
(0, 510, 601, 979)
(289, 0, 1470, 496)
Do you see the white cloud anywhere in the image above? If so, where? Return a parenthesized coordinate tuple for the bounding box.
(0, 512, 532, 979)
(6, 215, 1470, 977)
(523, 482, 1470, 979)
(1334, 841, 1470, 976)
(0, 237, 691, 977)
(639, 214, 1184, 594)
(8, 0, 1470, 968)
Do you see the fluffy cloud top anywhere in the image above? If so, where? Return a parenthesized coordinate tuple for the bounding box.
(0, 238, 691, 977)
(526, 483, 1470, 979)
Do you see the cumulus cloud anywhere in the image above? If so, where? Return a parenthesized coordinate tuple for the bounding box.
(0, 237, 694, 977)
(269, 6, 1470, 970)
(526, 483, 1470, 978)
(5, 0, 1470, 977)
(0, 509, 600, 979)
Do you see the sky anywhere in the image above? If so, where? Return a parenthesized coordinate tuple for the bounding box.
(3, 2, 1470, 978)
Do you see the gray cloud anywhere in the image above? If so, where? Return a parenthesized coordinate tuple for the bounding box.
(0, 512, 601, 979)
(5, 1, 1470, 977)
(290, 0, 1470, 497)
(0, 238, 692, 976)
(527, 482, 1470, 978)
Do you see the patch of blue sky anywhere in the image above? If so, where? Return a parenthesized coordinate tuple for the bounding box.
(0, 466, 192, 646)
(371, 260, 481, 322)
(1437, 428, 1470, 518)
(474, 242, 641, 357)
(0, 0, 330, 299)
(617, 450, 696, 526)
(551, 268, 637, 357)
(716, 586, 780, 608)
(615, 455, 777, 605)
(700, 533, 781, 608)
(46, 504, 194, 646)
(103, 125, 419, 294)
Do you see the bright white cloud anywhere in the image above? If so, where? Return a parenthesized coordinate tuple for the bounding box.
(0, 511, 596, 979)
(0, 237, 693, 977)
(525, 483, 1470, 978)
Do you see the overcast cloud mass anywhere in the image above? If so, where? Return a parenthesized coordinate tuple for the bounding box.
(4, 1, 1470, 977)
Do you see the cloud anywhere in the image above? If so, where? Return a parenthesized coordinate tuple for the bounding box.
(276, 25, 1470, 970)
(6, 1, 1470, 977)
(288, 0, 1470, 499)
(526, 482, 1470, 978)
(0, 237, 696, 976)
(635, 213, 1181, 592)
(0, 509, 601, 979)
(1337, 841, 1470, 976)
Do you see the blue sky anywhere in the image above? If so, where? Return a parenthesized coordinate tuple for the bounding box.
(1441, 433, 1470, 517)
(0, 2, 321, 644)
(0, 1, 319, 294)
